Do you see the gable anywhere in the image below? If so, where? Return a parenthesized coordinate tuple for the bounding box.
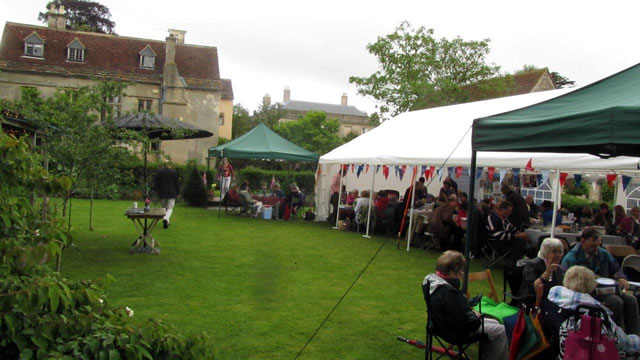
(24, 32, 44, 44)
(66, 38, 85, 49)
(139, 45, 156, 57)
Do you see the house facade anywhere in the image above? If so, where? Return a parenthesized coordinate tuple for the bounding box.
(266, 88, 372, 136)
(0, 6, 233, 164)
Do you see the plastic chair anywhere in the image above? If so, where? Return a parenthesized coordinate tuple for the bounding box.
(423, 281, 486, 360)
(466, 269, 499, 303)
(605, 244, 636, 258)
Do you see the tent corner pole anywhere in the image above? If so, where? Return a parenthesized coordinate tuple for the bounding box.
(364, 164, 375, 238)
(406, 166, 418, 251)
(462, 150, 477, 294)
(550, 169, 561, 238)
(333, 164, 344, 229)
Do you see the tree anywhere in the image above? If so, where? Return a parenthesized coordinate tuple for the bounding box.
(182, 165, 208, 206)
(349, 21, 503, 119)
(252, 102, 286, 129)
(550, 71, 576, 89)
(274, 111, 343, 155)
(231, 103, 255, 139)
(38, 0, 116, 34)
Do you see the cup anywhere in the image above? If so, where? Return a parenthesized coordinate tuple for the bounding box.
(133, 202, 138, 209)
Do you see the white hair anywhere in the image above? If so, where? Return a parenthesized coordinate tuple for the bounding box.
(537, 237, 564, 259)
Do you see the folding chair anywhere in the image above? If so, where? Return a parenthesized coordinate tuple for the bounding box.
(423, 281, 486, 360)
(481, 240, 512, 269)
(466, 269, 499, 303)
(622, 255, 640, 295)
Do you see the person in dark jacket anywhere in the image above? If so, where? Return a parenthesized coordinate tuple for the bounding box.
(155, 160, 180, 229)
(423, 251, 508, 360)
(486, 201, 529, 264)
(517, 237, 565, 305)
(501, 184, 530, 230)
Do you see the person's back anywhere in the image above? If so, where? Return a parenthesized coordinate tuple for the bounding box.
(156, 166, 179, 199)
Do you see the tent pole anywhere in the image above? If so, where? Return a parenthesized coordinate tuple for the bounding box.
(406, 166, 418, 251)
(462, 150, 477, 294)
(550, 169, 560, 238)
(333, 164, 344, 229)
(364, 164, 375, 238)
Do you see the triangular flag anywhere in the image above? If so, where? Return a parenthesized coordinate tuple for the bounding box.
(401, 165, 407, 175)
(541, 170, 549, 184)
(438, 167, 445, 181)
(606, 173, 617, 188)
(487, 167, 495, 181)
(559, 172, 569, 187)
(455, 166, 463, 178)
(429, 166, 436, 180)
(398, 166, 405, 181)
(342, 164, 349, 175)
(394, 166, 399, 178)
(476, 167, 484, 180)
(574, 174, 582, 188)
(365, 164, 370, 174)
(536, 174, 543, 185)
(447, 167, 454, 178)
(356, 164, 364, 178)
(499, 169, 507, 183)
(382, 165, 389, 179)
(623, 175, 632, 191)
(525, 158, 535, 172)
(376, 165, 380, 174)
(351, 164, 355, 173)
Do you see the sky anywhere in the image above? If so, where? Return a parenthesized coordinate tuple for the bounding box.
(2, 0, 640, 115)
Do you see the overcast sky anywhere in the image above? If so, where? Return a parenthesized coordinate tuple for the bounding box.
(2, 0, 639, 115)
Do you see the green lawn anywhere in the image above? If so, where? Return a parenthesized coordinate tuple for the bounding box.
(62, 199, 501, 359)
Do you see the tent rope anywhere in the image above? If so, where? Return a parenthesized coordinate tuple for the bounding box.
(294, 237, 389, 359)
(424, 125, 472, 190)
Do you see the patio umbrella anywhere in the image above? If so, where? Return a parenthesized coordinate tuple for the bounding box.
(114, 113, 213, 200)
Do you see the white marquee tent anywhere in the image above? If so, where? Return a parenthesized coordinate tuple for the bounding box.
(315, 88, 640, 223)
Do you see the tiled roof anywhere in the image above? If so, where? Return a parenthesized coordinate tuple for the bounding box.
(283, 100, 367, 117)
(0, 22, 221, 90)
(221, 79, 233, 100)
(511, 68, 551, 95)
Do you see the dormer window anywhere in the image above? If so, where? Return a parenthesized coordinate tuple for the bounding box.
(139, 45, 156, 69)
(24, 32, 45, 58)
(66, 38, 85, 62)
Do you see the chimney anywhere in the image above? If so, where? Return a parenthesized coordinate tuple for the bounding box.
(47, 4, 67, 30)
(283, 86, 291, 102)
(263, 94, 271, 107)
(165, 35, 176, 63)
(168, 29, 186, 44)
(341, 93, 348, 105)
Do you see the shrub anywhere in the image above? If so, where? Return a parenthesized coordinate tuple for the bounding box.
(601, 181, 614, 203)
(182, 166, 208, 206)
(562, 194, 600, 215)
(564, 179, 590, 197)
(236, 166, 315, 194)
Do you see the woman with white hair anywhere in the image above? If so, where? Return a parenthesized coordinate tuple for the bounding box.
(517, 238, 565, 304)
(549, 266, 640, 359)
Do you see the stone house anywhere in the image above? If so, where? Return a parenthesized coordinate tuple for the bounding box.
(0, 6, 233, 164)
(265, 87, 372, 136)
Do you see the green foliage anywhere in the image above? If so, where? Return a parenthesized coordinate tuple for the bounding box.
(0, 133, 210, 358)
(564, 179, 590, 197)
(237, 167, 315, 194)
(349, 21, 503, 119)
(38, 0, 116, 34)
(231, 103, 254, 139)
(274, 111, 341, 155)
(550, 71, 576, 89)
(601, 181, 615, 203)
(562, 194, 600, 215)
(182, 166, 208, 206)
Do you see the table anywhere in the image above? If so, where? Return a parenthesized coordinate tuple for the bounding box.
(525, 228, 625, 247)
(253, 195, 283, 206)
(124, 208, 166, 254)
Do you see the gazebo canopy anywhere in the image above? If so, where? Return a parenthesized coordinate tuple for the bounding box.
(473, 63, 640, 157)
(208, 123, 318, 162)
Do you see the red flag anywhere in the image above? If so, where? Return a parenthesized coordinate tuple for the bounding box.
(429, 166, 436, 179)
(607, 173, 617, 187)
(351, 164, 355, 173)
(342, 164, 348, 174)
(401, 165, 407, 175)
(455, 166, 463, 178)
(525, 158, 535, 172)
(383, 165, 389, 179)
(488, 167, 495, 181)
(365, 164, 370, 173)
(559, 172, 569, 187)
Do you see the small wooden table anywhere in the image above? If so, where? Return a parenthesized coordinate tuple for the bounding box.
(124, 208, 166, 254)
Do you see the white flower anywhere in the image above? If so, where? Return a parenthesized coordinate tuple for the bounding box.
(34, 229, 40, 237)
(98, 298, 104, 304)
(125, 306, 134, 317)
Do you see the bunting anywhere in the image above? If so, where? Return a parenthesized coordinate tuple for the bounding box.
(455, 166, 463, 179)
(606, 173, 617, 188)
(421, 165, 428, 178)
(351, 164, 355, 173)
(342, 164, 349, 175)
(356, 164, 364, 178)
(376, 165, 381, 174)
(623, 175, 632, 191)
(499, 169, 507, 183)
(487, 167, 495, 181)
(476, 167, 484, 180)
(398, 166, 405, 181)
(559, 172, 569, 187)
(438, 167, 445, 181)
(541, 170, 549, 184)
(525, 158, 535, 172)
(365, 164, 370, 174)
(447, 167, 454, 178)
(536, 174, 543, 186)
(429, 166, 436, 180)
(382, 165, 389, 179)
(574, 174, 582, 188)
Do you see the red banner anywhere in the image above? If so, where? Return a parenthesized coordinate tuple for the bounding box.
(455, 166, 463, 178)
(488, 167, 495, 181)
(559, 172, 569, 186)
(607, 173, 617, 188)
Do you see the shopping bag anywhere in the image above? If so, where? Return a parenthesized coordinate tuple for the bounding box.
(563, 313, 618, 360)
(521, 312, 550, 360)
(516, 313, 540, 360)
(474, 296, 519, 324)
(509, 308, 526, 360)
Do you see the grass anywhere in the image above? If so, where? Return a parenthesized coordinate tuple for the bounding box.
(62, 199, 502, 359)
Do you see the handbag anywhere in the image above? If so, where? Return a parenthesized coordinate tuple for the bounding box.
(521, 312, 550, 360)
(563, 313, 619, 360)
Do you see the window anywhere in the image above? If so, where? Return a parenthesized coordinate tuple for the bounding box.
(24, 33, 45, 58)
(138, 99, 152, 112)
(138, 45, 157, 69)
(67, 48, 84, 62)
(219, 114, 225, 126)
(66, 38, 85, 62)
(101, 96, 121, 120)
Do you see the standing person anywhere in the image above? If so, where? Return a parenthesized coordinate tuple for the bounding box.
(328, 171, 341, 224)
(525, 195, 539, 219)
(155, 160, 180, 229)
(501, 184, 530, 230)
(217, 158, 235, 201)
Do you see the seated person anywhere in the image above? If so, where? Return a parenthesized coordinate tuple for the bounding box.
(346, 189, 359, 206)
(374, 190, 389, 214)
(272, 183, 286, 198)
(561, 227, 640, 335)
(238, 182, 262, 217)
(458, 192, 469, 219)
(548, 265, 640, 359)
(223, 183, 240, 206)
(354, 190, 371, 221)
(518, 238, 565, 305)
(578, 206, 594, 228)
(540, 200, 562, 226)
(286, 183, 305, 214)
(525, 195, 539, 219)
(593, 202, 614, 231)
(430, 194, 465, 251)
(614, 205, 635, 238)
(438, 177, 457, 203)
(415, 176, 428, 202)
(423, 251, 508, 360)
(485, 200, 529, 265)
